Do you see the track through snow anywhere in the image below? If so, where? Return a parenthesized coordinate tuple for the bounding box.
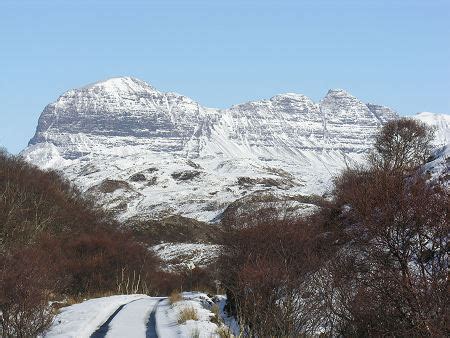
(103, 298, 164, 338)
(146, 299, 163, 338)
(46, 293, 228, 338)
(90, 300, 136, 338)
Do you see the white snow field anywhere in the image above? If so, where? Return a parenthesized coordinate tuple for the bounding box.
(45, 292, 234, 338)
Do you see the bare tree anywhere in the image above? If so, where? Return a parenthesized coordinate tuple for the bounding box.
(328, 168, 449, 336)
(369, 118, 435, 172)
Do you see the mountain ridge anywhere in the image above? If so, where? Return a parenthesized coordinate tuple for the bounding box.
(22, 77, 448, 222)
(29, 77, 396, 148)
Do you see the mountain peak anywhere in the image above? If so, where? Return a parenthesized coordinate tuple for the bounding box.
(80, 76, 155, 93)
(325, 88, 353, 97)
(270, 93, 310, 101)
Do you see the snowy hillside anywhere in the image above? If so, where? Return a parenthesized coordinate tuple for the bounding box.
(413, 112, 450, 187)
(22, 77, 447, 223)
(414, 112, 450, 146)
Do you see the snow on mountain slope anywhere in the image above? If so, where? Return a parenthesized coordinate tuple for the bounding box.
(412, 112, 450, 187)
(414, 112, 450, 146)
(152, 242, 222, 271)
(25, 76, 446, 223)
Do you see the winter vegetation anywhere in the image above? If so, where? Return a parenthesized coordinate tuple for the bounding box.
(218, 119, 449, 336)
(0, 149, 217, 337)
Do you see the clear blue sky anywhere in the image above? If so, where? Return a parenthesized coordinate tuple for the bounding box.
(1, 0, 449, 153)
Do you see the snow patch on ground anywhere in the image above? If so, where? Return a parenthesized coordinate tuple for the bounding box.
(159, 292, 225, 338)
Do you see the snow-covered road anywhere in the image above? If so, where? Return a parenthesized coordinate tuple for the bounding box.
(46, 293, 232, 338)
(91, 297, 163, 338)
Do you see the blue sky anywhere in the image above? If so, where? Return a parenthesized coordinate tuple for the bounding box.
(1, 0, 449, 153)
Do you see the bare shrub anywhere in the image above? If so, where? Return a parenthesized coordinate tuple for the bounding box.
(0, 151, 115, 252)
(178, 306, 199, 323)
(219, 217, 331, 336)
(0, 248, 56, 337)
(39, 230, 160, 296)
(328, 169, 449, 336)
(216, 325, 234, 338)
(147, 271, 184, 296)
(169, 290, 183, 304)
(0, 152, 163, 299)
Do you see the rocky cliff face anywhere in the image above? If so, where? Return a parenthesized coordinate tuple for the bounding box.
(22, 76, 416, 222)
(29, 77, 220, 158)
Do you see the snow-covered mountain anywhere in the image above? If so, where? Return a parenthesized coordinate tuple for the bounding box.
(22, 77, 447, 223)
(415, 111, 450, 146)
(414, 112, 450, 187)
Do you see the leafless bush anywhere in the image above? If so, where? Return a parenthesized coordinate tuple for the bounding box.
(0, 152, 164, 303)
(328, 169, 449, 336)
(38, 230, 160, 296)
(0, 150, 115, 252)
(0, 248, 56, 337)
(219, 217, 332, 336)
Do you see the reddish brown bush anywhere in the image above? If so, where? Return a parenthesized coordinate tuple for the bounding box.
(0, 247, 57, 337)
(0, 151, 167, 336)
(0, 150, 114, 252)
(36, 230, 160, 296)
(328, 169, 449, 336)
(219, 217, 331, 336)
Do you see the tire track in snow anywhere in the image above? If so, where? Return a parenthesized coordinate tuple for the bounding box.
(146, 299, 163, 338)
(89, 299, 141, 338)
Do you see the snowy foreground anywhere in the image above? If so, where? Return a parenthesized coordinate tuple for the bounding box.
(45, 292, 237, 338)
